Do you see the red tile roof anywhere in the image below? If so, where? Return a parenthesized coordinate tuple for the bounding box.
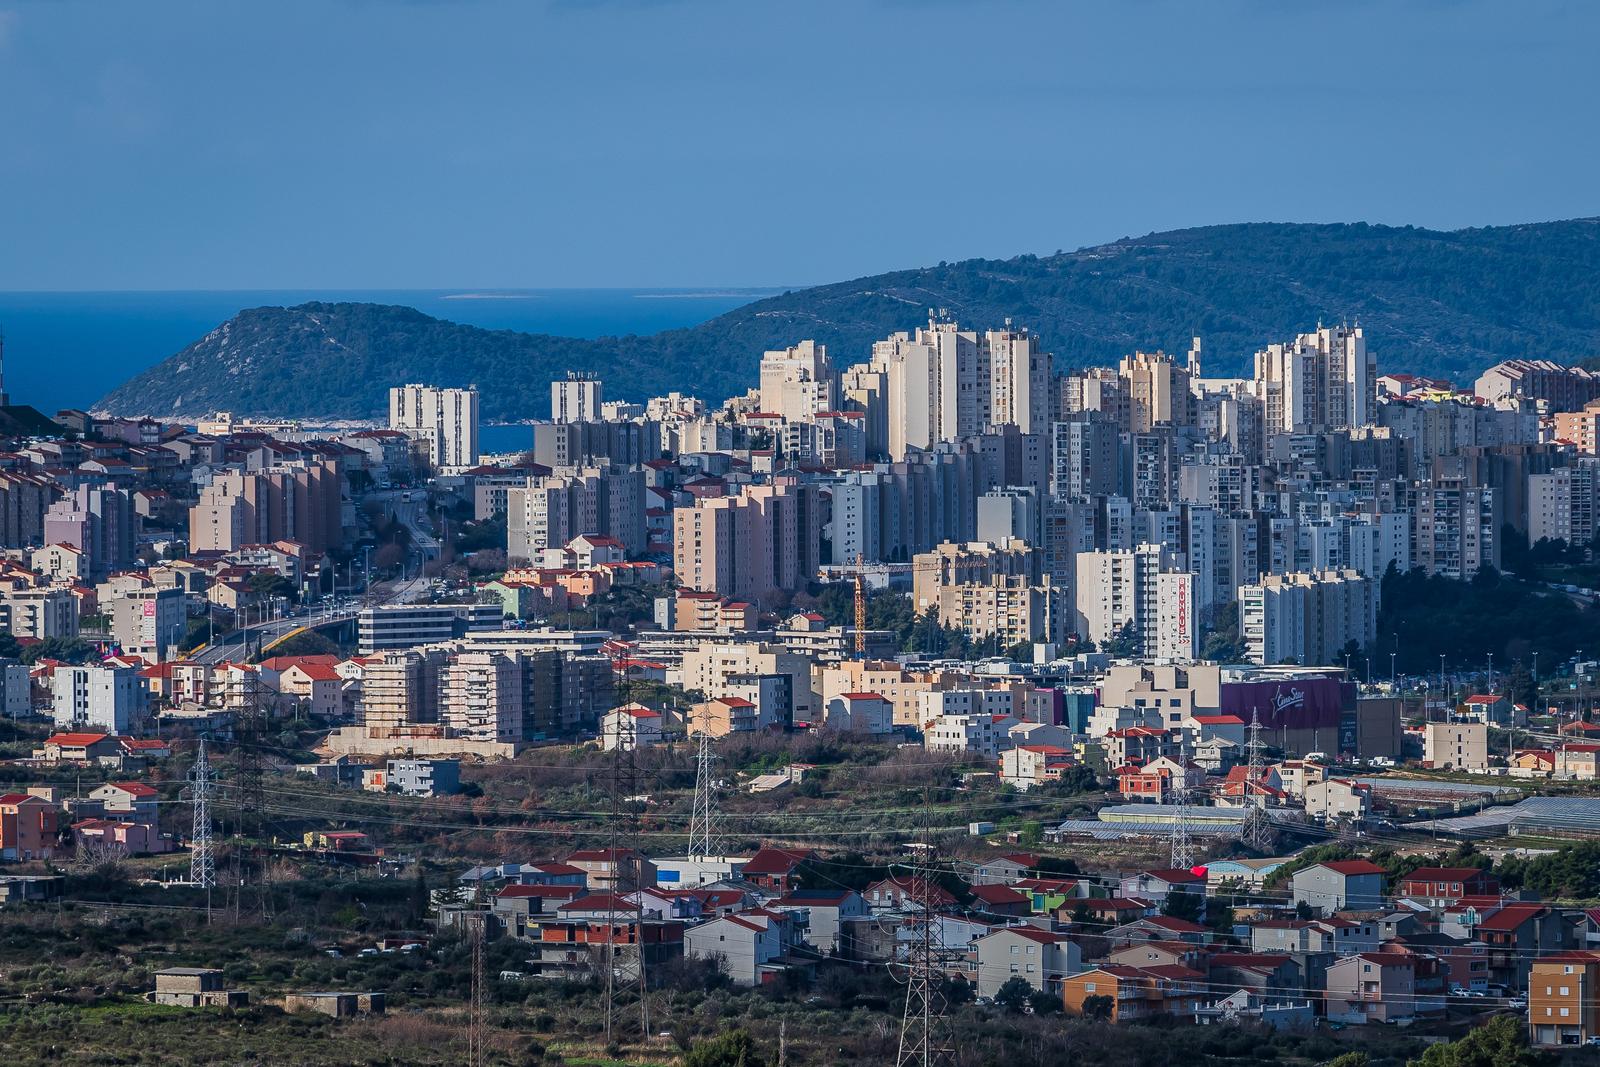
(1312, 860, 1386, 877)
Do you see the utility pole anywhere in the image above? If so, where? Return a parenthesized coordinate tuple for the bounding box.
(468, 913, 486, 1067)
(188, 737, 216, 921)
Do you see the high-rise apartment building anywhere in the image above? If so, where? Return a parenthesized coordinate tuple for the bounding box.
(861, 317, 1052, 459)
(672, 480, 821, 601)
(51, 665, 145, 734)
(107, 586, 186, 663)
(1253, 324, 1375, 435)
(1238, 569, 1376, 666)
(758, 341, 835, 423)
(506, 466, 645, 561)
(1051, 416, 1119, 499)
(0, 472, 57, 549)
(1073, 543, 1197, 661)
(441, 651, 523, 744)
(1414, 479, 1500, 579)
(1475, 359, 1600, 412)
(1529, 463, 1598, 545)
(42, 485, 134, 582)
(188, 460, 342, 553)
(550, 372, 603, 424)
(1119, 350, 1196, 432)
(389, 383, 480, 468)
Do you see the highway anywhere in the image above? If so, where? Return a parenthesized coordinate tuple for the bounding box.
(185, 491, 440, 664)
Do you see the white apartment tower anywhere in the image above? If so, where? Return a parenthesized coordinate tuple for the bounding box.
(1073, 543, 1197, 661)
(389, 383, 480, 468)
(867, 315, 1052, 459)
(1252, 324, 1375, 435)
(758, 341, 835, 423)
(551, 372, 603, 424)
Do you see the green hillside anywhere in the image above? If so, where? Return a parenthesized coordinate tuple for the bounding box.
(96, 218, 1600, 421)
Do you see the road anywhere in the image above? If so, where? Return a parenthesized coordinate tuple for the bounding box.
(187, 491, 440, 663)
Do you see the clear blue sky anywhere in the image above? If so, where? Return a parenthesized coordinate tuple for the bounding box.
(1, 0, 1596, 291)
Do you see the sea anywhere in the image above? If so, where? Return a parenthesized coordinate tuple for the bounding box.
(0, 288, 782, 448)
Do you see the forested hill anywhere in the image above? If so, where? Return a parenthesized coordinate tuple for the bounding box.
(96, 218, 1600, 421)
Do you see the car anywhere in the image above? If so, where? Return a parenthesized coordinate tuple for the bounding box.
(358, 947, 379, 957)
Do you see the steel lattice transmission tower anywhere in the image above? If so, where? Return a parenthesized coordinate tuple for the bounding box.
(1240, 708, 1275, 851)
(230, 665, 269, 840)
(601, 698, 651, 1047)
(1169, 729, 1198, 870)
(688, 732, 721, 861)
(896, 788, 953, 1067)
(188, 737, 217, 905)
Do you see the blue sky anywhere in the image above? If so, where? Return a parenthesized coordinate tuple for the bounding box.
(1, 0, 1596, 290)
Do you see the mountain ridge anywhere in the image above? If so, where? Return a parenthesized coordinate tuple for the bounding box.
(95, 218, 1600, 421)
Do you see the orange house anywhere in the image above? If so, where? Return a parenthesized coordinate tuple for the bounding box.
(1061, 964, 1206, 1021)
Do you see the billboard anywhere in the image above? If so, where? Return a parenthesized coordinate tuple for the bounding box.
(1219, 677, 1352, 731)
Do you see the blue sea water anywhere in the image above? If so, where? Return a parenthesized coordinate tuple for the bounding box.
(0, 288, 780, 417)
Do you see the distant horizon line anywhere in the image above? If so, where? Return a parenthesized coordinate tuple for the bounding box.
(0, 285, 799, 297)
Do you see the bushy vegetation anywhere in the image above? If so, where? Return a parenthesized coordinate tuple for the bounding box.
(1370, 564, 1600, 673)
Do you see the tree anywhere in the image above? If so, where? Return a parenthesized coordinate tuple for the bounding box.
(1104, 621, 1140, 658)
(248, 571, 297, 602)
(1325, 1055, 1370, 1067)
(1026, 989, 1061, 1015)
(994, 976, 1034, 1012)
(1408, 1015, 1547, 1067)
(684, 1029, 767, 1067)
(1161, 891, 1204, 923)
(1080, 994, 1114, 1021)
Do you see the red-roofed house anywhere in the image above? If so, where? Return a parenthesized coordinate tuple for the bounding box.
(1475, 902, 1569, 989)
(1117, 756, 1205, 803)
(741, 847, 812, 895)
(684, 910, 795, 986)
(601, 703, 664, 751)
(1000, 745, 1076, 790)
(968, 883, 1030, 917)
(38, 732, 120, 764)
(275, 660, 345, 718)
(1398, 867, 1501, 909)
(88, 782, 158, 825)
(1461, 693, 1516, 725)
